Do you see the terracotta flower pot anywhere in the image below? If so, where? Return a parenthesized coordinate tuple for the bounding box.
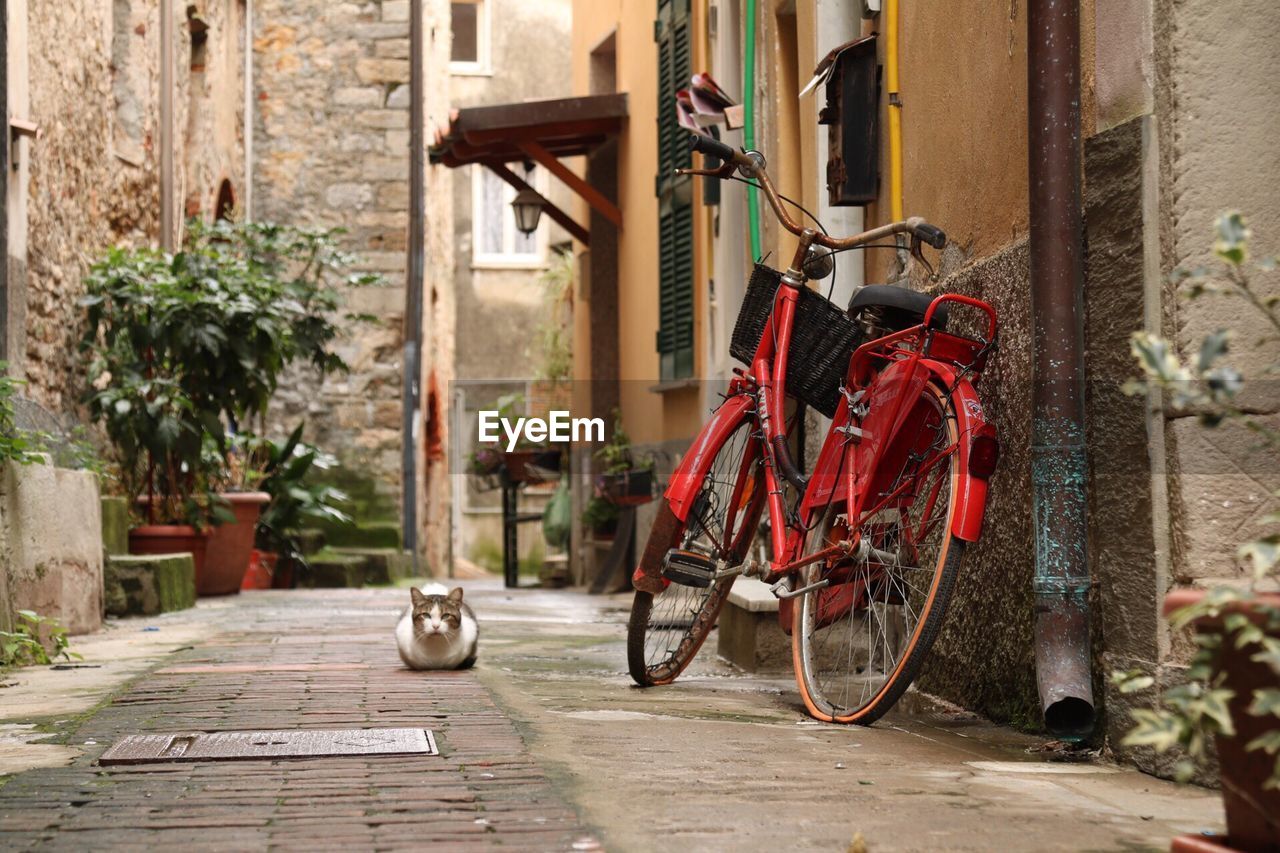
(1164, 588, 1280, 853)
(502, 449, 547, 484)
(128, 524, 211, 578)
(241, 549, 278, 591)
(201, 492, 271, 596)
(596, 468, 656, 506)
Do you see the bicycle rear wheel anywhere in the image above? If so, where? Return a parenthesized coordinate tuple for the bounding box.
(792, 381, 963, 724)
(628, 419, 765, 686)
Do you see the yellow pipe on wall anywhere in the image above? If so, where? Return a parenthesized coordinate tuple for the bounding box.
(885, 0, 903, 222)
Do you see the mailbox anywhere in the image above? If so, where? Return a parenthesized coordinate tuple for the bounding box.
(818, 35, 880, 207)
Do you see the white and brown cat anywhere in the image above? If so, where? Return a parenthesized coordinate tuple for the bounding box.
(395, 584, 479, 670)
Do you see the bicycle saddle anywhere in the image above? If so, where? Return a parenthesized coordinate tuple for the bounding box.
(847, 284, 949, 331)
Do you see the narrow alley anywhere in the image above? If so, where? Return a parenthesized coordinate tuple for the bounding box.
(0, 584, 1222, 850)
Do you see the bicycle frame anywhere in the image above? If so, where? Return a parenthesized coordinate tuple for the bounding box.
(633, 141, 999, 596)
(642, 237, 999, 592)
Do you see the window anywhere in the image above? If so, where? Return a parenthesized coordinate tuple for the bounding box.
(450, 0, 490, 75)
(655, 0, 695, 381)
(471, 166, 547, 267)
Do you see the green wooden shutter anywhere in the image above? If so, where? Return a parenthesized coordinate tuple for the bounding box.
(655, 0, 694, 381)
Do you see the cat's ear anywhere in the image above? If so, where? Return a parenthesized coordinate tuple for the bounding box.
(410, 587, 427, 606)
(448, 587, 464, 603)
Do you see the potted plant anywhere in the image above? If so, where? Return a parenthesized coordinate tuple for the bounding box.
(471, 392, 554, 486)
(581, 494, 621, 540)
(80, 220, 374, 593)
(1115, 213, 1280, 852)
(593, 416, 655, 506)
(250, 424, 354, 589)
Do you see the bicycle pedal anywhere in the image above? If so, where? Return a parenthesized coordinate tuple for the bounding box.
(662, 549, 717, 588)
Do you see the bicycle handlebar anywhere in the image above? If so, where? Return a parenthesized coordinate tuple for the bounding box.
(681, 134, 946, 253)
(688, 134, 738, 164)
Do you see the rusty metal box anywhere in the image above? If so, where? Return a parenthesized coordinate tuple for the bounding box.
(820, 35, 880, 207)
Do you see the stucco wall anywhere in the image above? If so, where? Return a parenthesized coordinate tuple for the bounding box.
(0, 463, 104, 636)
(863, 0, 1029, 285)
(1159, 0, 1280, 592)
(450, 0, 572, 383)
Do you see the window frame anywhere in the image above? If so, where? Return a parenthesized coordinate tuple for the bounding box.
(470, 165, 550, 270)
(449, 0, 492, 77)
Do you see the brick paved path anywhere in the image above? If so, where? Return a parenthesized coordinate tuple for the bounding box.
(0, 590, 598, 851)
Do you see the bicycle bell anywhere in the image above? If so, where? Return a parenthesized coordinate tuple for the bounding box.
(739, 149, 766, 178)
(803, 244, 834, 281)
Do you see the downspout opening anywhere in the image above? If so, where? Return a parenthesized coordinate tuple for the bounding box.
(1044, 697, 1095, 741)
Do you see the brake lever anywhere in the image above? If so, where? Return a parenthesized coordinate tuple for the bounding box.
(674, 162, 737, 179)
(909, 236, 938, 280)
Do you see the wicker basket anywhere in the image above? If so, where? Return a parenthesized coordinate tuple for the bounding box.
(730, 264, 862, 418)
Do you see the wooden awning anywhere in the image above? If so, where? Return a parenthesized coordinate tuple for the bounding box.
(429, 94, 627, 246)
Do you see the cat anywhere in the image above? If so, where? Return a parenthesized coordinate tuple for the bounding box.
(395, 584, 479, 671)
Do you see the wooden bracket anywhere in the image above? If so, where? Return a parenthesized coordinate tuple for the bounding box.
(485, 162, 591, 247)
(517, 140, 623, 229)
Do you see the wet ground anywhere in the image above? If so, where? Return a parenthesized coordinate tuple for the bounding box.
(0, 577, 1222, 851)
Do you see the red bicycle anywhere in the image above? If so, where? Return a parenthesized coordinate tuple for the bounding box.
(627, 134, 1000, 724)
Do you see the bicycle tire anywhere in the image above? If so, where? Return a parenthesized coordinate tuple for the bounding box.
(792, 381, 964, 724)
(627, 419, 765, 686)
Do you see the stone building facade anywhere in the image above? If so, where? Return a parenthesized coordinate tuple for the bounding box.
(2, 0, 247, 634)
(6, 0, 246, 412)
(252, 0, 454, 569)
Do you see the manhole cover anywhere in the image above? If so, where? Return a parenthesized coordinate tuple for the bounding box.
(98, 728, 438, 765)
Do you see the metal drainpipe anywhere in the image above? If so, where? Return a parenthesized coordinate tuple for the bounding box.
(402, 0, 424, 570)
(1028, 0, 1094, 739)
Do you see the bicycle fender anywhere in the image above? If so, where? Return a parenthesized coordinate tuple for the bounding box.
(929, 364, 993, 543)
(803, 360, 993, 543)
(663, 393, 756, 522)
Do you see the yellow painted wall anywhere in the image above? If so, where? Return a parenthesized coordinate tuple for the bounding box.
(864, 2, 1029, 281)
(571, 0, 707, 445)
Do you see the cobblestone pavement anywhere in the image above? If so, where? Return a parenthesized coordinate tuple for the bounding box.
(0, 578, 1223, 851)
(0, 585, 597, 851)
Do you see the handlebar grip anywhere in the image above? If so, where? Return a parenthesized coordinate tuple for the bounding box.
(688, 134, 737, 164)
(912, 222, 947, 249)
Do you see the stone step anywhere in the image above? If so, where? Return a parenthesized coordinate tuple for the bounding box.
(297, 528, 327, 556)
(539, 554, 571, 589)
(716, 577, 790, 673)
(104, 553, 197, 617)
(305, 550, 369, 588)
(330, 547, 415, 585)
(100, 497, 130, 556)
(315, 519, 402, 550)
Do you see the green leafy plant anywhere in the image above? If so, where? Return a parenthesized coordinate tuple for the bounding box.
(0, 365, 48, 466)
(580, 494, 620, 533)
(593, 413, 654, 476)
(532, 250, 574, 383)
(79, 220, 375, 525)
(252, 424, 354, 572)
(1119, 212, 1280, 788)
(1, 610, 80, 669)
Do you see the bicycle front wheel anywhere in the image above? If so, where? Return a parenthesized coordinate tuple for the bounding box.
(792, 381, 964, 724)
(628, 418, 765, 686)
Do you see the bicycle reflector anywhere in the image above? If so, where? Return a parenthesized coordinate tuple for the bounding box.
(968, 427, 1000, 479)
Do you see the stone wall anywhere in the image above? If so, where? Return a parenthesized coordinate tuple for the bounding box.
(12, 0, 244, 416)
(254, 0, 454, 558)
